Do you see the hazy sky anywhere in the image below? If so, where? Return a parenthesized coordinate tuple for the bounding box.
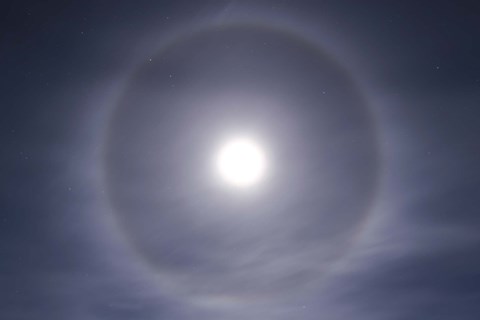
(2, 1, 480, 319)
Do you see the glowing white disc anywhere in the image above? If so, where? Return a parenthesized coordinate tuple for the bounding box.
(216, 137, 267, 188)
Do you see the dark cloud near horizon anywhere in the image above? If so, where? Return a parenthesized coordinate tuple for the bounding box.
(1, 1, 480, 319)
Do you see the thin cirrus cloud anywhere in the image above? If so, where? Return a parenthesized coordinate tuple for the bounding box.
(1, 1, 479, 320)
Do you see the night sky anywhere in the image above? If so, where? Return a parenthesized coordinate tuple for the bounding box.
(2, 1, 480, 319)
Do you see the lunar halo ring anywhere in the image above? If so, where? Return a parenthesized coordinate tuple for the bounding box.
(100, 18, 382, 305)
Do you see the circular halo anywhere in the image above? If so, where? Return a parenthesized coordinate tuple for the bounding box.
(102, 22, 381, 305)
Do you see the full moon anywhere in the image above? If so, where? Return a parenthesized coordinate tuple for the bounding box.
(215, 137, 267, 188)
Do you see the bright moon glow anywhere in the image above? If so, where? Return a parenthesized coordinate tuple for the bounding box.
(216, 137, 267, 188)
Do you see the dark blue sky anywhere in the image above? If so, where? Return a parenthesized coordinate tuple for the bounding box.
(2, 1, 480, 319)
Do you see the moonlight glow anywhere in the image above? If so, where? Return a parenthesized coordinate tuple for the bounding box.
(216, 137, 267, 188)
